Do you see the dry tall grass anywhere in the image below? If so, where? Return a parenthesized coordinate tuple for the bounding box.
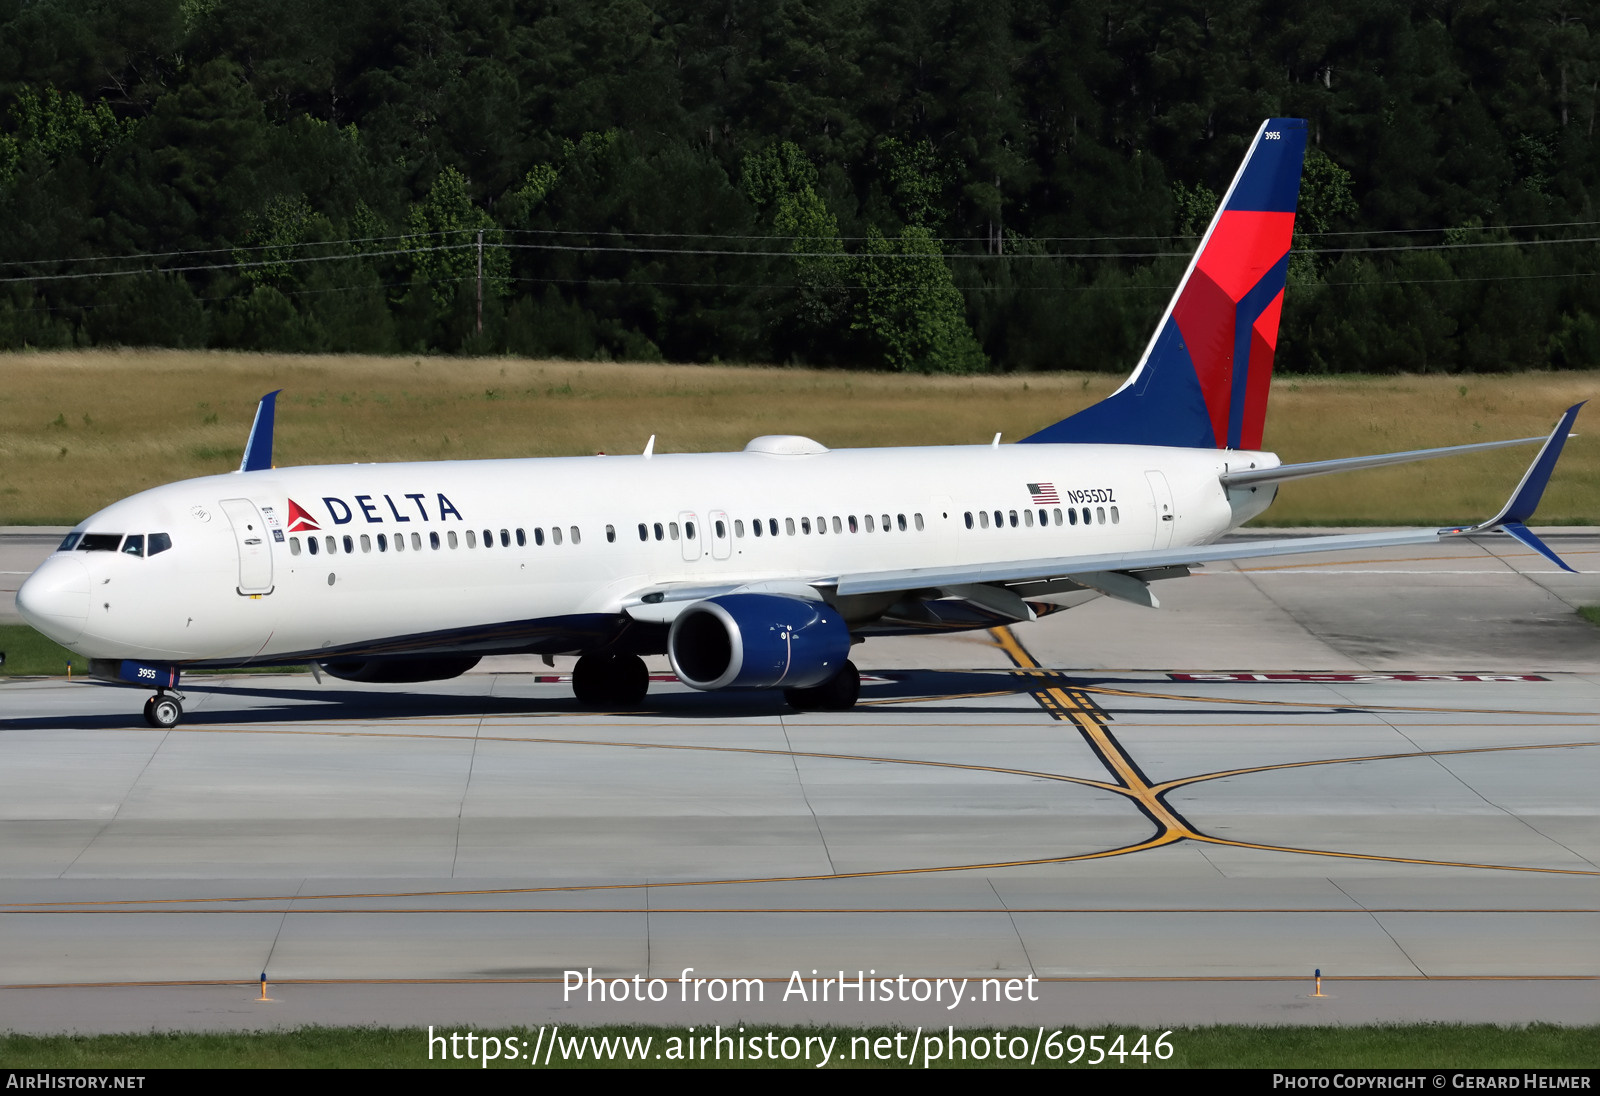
(1, 349, 1594, 524)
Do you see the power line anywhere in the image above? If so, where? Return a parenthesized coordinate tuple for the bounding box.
(4, 218, 1600, 276)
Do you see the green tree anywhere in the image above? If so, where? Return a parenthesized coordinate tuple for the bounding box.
(404, 164, 508, 311)
(742, 141, 850, 360)
(854, 225, 986, 374)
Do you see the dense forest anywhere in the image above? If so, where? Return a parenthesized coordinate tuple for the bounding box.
(0, 0, 1596, 373)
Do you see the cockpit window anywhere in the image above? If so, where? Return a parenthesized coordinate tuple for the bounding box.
(58, 532, 82, 551)
(78, 533, 122, 552)
(121, 535, 145, 557)
(148, 533, 172, 556)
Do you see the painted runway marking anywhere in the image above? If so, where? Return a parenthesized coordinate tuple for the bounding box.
(987, 626, 1599, 879)
(4, 649, 1597, 923)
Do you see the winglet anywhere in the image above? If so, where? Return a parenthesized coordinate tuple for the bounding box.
(239, 391, 281, 473)
(1448, 402, 1584, 572)
(1494, 402, 1584, 526)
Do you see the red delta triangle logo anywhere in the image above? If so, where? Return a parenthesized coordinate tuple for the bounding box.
(286, 499, 320, 532)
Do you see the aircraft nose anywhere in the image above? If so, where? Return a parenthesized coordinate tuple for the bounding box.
(15, 555, 91, 645)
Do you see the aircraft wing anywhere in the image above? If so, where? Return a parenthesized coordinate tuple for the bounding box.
(830, 527, 1446, 602)
(620, 403, 1583, 624)
(831, 402, 1585, 608)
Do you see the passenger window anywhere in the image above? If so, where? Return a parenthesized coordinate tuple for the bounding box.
(654, 522, 664, 541)
(899, 514, 908, 531)
(816, 516, 826, 535)
(800, 517, 811, 535)
(326, 535, 337, 554)
(1053, 508, 1062, 526)
(1110, 506, 1119, 524)
(964, 512, 973, 529)
(377, 534, 388, 552)
(430, 532, 440, 550)
(553, 527, 563, 545)
(716, 519, 726, 538)
(447, 531, 458, 549)
(670, 522, 680, 541)
(307, 537, 319, 555)
(1008, 511, 1017, 528)
(735, 520, 745, 537)
(752, 519, 763, 537)
(1023, 510, 1034, 528)
(467, 530, 478, 549)
(881, 514, 890, 531)
(535, 527, 546, 546)
(571, 526, 580, 544)
(784, 518, 794, 536)
(516, 529, 526, 547)
(865, 515, 875, 533)
(290, 537, 302, 556)
(914, 513, 924, 531)
(1081, 507, 1091, 525)
(832, 516, 842, 534)
(360, 534, 371, 552)
(606, 525, 615, 543)
(1096, 506, 1105, 524)
(121, 535, 145, 557)
(343, 535, 355, 553)
(1068, 508, 1078, 526)
(638, 523, 648, 542)
(979, 511, 989, 529)
(394, 533, 405, 552)
(411, 532, 422, 550)
(848, 515, 858, 533)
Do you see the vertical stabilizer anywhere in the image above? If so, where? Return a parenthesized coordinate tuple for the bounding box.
(1023, 119, 1308, 449)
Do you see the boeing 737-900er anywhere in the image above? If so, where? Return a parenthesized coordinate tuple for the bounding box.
(15, 118, 1585, 728)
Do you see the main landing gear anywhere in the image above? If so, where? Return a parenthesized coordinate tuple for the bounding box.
(783, 660, 860, 711)
(571, 652, 650, 707)
(142, 690, 184, 728)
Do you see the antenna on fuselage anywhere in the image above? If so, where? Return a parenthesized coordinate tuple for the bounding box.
(992, 432, 1002, 448)
(238, 391, 282, 473)
(643, 434, 656, 459)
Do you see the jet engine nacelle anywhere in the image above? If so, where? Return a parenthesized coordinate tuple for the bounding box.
(667, 593, 850, 691)
(317, 654, 482, 683)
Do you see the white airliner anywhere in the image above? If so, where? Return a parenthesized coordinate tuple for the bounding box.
(15, 118, 1584, 728)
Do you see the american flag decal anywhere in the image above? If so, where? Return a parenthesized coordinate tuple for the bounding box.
(1027, 482, 1059, 504)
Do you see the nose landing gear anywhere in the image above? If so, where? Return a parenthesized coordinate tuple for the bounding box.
(143, 691, 184, 728)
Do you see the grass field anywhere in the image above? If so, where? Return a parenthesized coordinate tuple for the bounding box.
(2, 1023, 1595, 1069)
(0, 350, 1595, 525)
(0, 621, 78, 675)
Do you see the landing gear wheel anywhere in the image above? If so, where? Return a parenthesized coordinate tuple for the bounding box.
(144, 694, 183, 728)
(572, 654, 613, 705)
(572, 653, 650, 707)
(609, 653, 649, 706)
(784, 660, 860, 711)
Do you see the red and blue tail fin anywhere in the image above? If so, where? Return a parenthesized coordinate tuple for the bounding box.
(1023, 118, 1308, 449)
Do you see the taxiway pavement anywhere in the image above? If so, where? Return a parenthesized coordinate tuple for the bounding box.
(1, 533, 1596, 1032)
